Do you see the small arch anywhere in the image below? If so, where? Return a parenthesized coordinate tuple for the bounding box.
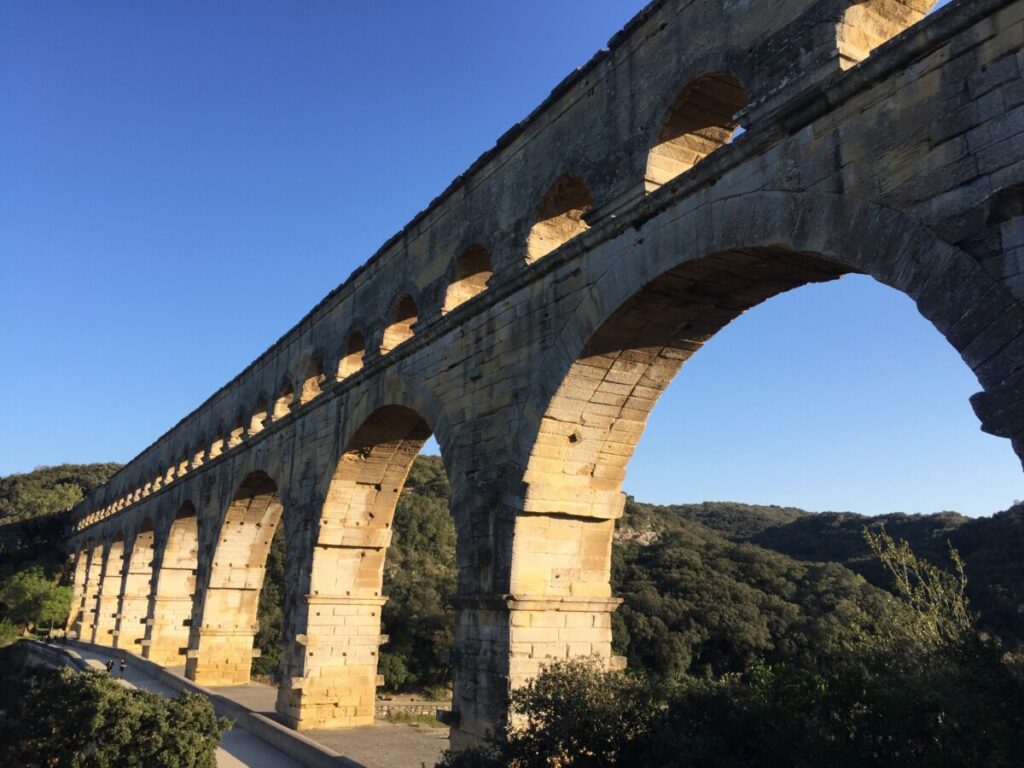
(228, 414, 246, 448)
(249, 399, 269, 436)
(380, 294, 419, 354)
(443, 245, 493, 313)
(838, 0, 935, 69)
(338, 332, 366, 380)
(273, 379, 295, 420)
(300, 356, 325, 404)
(526, 175, 592, 264)
(645, 73, 747, 189)
(209, 428, 225, 459)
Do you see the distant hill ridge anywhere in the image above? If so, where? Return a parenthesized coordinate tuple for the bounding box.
(625, 497, 1024, 649)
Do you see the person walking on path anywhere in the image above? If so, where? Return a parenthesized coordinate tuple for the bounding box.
(105, 659, 114, 675)
(119, 656, 127, 679)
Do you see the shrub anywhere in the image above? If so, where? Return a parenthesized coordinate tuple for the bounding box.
(1, 666, 230, 768)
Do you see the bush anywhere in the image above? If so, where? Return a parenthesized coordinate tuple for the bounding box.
(1, 666, 230, 768)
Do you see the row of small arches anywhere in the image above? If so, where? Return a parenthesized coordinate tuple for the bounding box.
(75, 72, 748, 532)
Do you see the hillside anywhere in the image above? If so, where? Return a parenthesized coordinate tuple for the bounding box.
(653, 499, 1024, 648)
(0, 463, 121, 577)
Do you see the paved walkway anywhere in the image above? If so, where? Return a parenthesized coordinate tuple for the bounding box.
(205, 681, 449, 768)
(71, 646, 448, 768)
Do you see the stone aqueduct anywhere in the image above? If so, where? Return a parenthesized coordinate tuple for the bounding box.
(64, 0, 1024, 748)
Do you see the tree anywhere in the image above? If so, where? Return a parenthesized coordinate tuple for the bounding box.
(0, 567, 73, 634)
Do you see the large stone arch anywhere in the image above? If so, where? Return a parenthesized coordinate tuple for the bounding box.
(491, 190, 1024, 711)
(185, 472, 284, 686)
(276, 376, 460, 730)
(518, 190, 1024, 478)
(144, 501, 200, 666)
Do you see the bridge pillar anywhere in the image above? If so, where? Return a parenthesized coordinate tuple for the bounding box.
(143, 506, 198, 666)
(449, 497, 623, 748)
(185, 585, 262, 685)
(66, 549, 89, 635)
(115, 530, 155, 650)
(144, 595, 195, 666)
(276, 595, 388, 729)
(75, 544, 104, 642)
(92, 538, 125, 646)
(449, 593, 622, 748)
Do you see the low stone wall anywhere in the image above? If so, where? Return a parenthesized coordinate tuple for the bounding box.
(376, 700, 451, 717)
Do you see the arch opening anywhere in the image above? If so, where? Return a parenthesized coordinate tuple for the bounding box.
(278, 404, 451, 730)
(381, 295, 419, 354)
(300, 356, 325, 403)
(228, 416, 246, 449)
(524, 249, 849, 518)
(117, 519, 156, 650)
(338, 332, 366, 380)
(249, 399, 269, 436)
(273, 379, 295, 420)
(513, 238, 1023, 705)
(444, 245, 493, 312)
(646, 73, 747, 190)
(527, 175, 593, 264)
(145, 502, 199, 666)
(186, 472, 283, 686)
(838, 0, 936, 70)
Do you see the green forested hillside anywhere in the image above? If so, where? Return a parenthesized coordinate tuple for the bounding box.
(0, 464, 122, 524)
(0, 464, 121, 640)
(3, 460, 1020, 688)
(659, 500, 1024, 648)
(0, 464, 121, 579)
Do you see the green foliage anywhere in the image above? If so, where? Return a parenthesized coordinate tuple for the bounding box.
(380, 710, 448, 728)
(0, 567, 73, 635)
(0, 619, 20, 647)
(681, 501, 1024, 648)
(379, 455, 455, 692)
(0, 463, 122, 586)
(252, 523, 285, 680)
(251, 455, 456, 691)
(250, 460, 1024, 700)
(438, 534, 1024, 768)
(0, 463, 122, 524)
(0, 666, 230, 768)
(612, 500, 894, 683)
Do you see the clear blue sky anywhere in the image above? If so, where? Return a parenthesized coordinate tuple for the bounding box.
(3, 0, 1011, 518)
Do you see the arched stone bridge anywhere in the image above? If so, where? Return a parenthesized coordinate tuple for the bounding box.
(64, 0, 1024, 749)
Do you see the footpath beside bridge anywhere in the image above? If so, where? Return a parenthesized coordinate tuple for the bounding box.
(64, 0, 1024, 750)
